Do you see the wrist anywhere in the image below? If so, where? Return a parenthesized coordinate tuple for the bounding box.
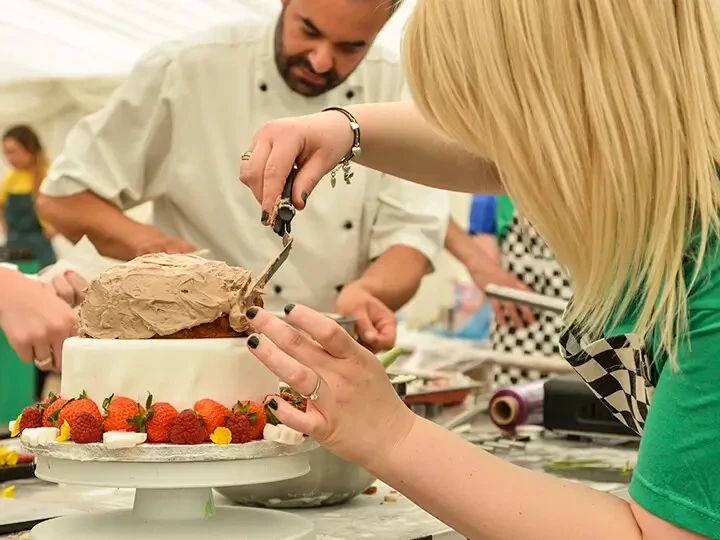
(363, 405, 421, 476)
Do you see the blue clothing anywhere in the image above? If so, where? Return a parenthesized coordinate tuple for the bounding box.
(468, 194, 496, 235)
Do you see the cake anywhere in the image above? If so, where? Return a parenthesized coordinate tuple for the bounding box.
(12, 253, 307, 449)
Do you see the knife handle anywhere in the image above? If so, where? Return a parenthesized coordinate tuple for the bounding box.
(282, 164, 298, 200)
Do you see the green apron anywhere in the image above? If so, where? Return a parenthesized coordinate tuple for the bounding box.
(4, 192, 56, 269)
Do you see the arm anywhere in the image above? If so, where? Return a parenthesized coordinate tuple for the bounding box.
(345, 102, 502, 194)
(367, 416, 651, 540)
(36, 192, 159, 260)
(445, 217, 492, 270)
(35, 45, 178, 259)
(353, 245, 428, 310)
(356, 177, 450, 309)
(365, 312, 720, 539)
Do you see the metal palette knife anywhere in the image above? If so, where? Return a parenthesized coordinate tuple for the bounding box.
(241, 236, 294, 308)
(240, 164, 298, 307)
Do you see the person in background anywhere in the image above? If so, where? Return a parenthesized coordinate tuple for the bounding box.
(1, 126, 57, 269)
(239, 0, 720, 537)
(448, 193, 572, 386)
(36, 0, 449, 353)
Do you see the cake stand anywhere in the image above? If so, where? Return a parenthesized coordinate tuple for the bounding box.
(24, 438, 319, 540)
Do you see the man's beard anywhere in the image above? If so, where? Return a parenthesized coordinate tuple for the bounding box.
(273, 13, 346, 97)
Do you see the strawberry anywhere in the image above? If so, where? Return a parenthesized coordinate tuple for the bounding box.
(143, 394, 179, 443)
(232, 400, 267, 440)
(280, 389, 307, 412)
(102, 395, 145, 432)
(41, 394, 66, 427)
(18, 406, 43, 433)
(193, 399, 231, 440)
(56, 391, 102, 428)
(168, 409, 206, 445)
(70, 412, 103, 443)
(225, 413, 253, 443)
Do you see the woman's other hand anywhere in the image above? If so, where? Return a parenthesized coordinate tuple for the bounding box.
(244, 305, 416, 468)
(239, 111, 353, 219)
(0, 269, 78, 370)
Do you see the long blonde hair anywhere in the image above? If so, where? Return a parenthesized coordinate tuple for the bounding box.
(403, 0, 720, 368)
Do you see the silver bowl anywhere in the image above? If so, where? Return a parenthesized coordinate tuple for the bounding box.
(216, 373, 414, 508)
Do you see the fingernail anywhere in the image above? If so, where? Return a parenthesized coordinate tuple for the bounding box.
(301, 192, 308, 203)
(283, 303, 295, 315)
(247, 335, 260, 349)
(64, 270, 73, 277)
(266, 399, 278, 410)
(246, 307, 258, 319)
(261, 210, 269, 224)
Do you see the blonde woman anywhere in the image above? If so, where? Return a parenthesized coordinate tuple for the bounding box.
(240, 1, 719, 538)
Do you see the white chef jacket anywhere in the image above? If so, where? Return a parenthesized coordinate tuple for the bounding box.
(41, 21, 450, 313)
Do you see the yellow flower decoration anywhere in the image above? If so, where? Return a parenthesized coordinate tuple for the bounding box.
(56, 420, 71, 442)
(10, 413, 21, 438)
(1, 485, 14, 498)
(5, 450, 18, 467)
(0, 447, 8, 465)
(209, 426, 232, 445)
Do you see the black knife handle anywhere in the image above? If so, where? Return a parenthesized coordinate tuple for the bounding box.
(282, 164, 298, 200)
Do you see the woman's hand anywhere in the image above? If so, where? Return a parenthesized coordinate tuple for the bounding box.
(245, 304, 417, 468)
(0, 269, 78, 371)
(239, 111, 353, 219)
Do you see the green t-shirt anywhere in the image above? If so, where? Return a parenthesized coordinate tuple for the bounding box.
(607, 239, 720, 537)
(495, 195, 516, 241)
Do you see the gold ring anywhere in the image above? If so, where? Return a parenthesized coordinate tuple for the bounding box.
(241, 151, 252, 161)
(299, 376, 322, 401)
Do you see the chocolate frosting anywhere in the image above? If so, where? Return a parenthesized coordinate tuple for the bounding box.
(78, 253, 259, 339)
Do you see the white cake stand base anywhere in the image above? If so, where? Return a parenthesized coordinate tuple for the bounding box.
(30, 494, 315, 540)
(28, 442, 318, 540)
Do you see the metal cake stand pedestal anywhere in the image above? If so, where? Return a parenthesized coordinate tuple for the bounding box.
(24, 439, 318, 540)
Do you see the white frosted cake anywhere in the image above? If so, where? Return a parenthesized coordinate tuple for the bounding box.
(60, 336, 278, 411)
(12, 253, 300, 449)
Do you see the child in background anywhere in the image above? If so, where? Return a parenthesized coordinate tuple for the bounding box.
(1, 125, 57, 269)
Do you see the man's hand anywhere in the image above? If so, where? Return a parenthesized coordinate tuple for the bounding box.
(130, 226, 196, 258)
(334, 281, 397, 353)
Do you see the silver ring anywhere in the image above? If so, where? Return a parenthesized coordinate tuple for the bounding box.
(299, 376, 322, 401)
(241, 151, 252, 161)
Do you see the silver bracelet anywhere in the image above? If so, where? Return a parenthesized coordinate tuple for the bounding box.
(322, 106, 361, 187)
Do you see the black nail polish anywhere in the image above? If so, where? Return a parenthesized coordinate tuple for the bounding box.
(283, 303, 295, 315)
(301, 191, 308, 203)
(261, 210, 269, 224)
(248, 335, 260, 349)
(246, 307, 258, 319)
(266, 399, 278, 410)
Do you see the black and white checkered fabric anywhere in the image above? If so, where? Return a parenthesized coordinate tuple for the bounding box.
(558, 323, 654, 435)
(490, 214, 574, 387)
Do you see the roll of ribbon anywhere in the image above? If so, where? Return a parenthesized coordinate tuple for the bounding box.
(488, 380, 545, 430)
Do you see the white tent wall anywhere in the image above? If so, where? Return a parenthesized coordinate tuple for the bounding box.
(0, 0, 471, 325)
